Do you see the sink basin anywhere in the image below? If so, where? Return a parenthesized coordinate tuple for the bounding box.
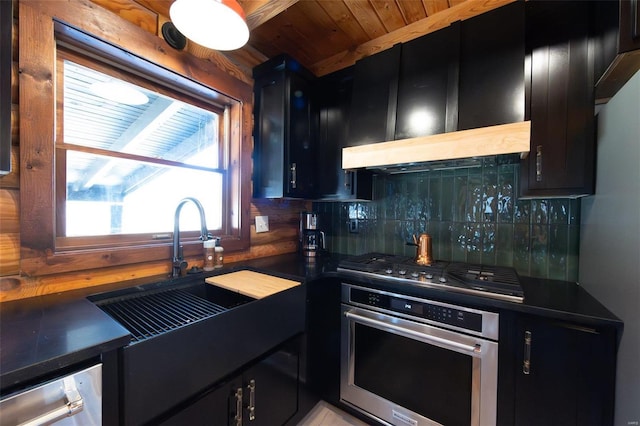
(88, 273, 305, 425)
(89, 280, 254, 343)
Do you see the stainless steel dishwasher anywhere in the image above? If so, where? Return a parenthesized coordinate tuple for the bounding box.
(0, 363, 102, 426)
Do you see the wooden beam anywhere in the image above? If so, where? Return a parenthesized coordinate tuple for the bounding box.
(310, 0, 516, 76)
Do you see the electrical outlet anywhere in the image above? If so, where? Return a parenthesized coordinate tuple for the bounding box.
(255, 215, 269, 233)
(349, 219, 359, 233)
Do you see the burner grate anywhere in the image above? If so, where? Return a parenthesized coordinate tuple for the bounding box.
(96, 289, 227, 343)
(446, 263, 523, 296)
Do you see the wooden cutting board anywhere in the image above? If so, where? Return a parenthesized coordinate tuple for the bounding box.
(205, 270, 300, 299)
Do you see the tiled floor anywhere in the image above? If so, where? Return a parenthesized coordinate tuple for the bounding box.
(297, 401, 370, 426)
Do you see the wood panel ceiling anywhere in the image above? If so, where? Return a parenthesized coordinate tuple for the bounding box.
(140, 0, 515, 78)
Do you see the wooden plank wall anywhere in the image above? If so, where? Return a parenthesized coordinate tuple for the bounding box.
(0, 0, 309, 302)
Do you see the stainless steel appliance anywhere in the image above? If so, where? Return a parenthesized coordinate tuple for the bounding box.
(299, 212, 325, 257)
(337, 252, 524, 303)
(0, 363, 102, 426)
(341, 283, 499, 426)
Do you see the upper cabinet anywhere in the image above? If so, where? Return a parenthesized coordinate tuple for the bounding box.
(595, 0, 640, 102)
(253, 2, 612, 200)
(315, 68, 373, 201)
(347, 44, 401, 146)
(620, 0, 640, 52)
(253, 56, 315, 199)
(519, 1, 596, 198)
(347, 2, 526, 144)
(395, 23, 459, 139)
(458, 2, 525, 130)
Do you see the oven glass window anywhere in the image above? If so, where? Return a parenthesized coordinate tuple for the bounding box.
(354, 323, 472, 425)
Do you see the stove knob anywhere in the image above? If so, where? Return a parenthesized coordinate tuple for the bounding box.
(398, 269, 407, 276)
(385, 268, 393, 274)
(425, 273, 434, 280)
(411, 271, 420, 278)
(439, 276, 448, 283)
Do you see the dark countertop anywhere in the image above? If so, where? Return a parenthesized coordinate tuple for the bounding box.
(0, 252, 623, 394)
(0, 296, 131, 394)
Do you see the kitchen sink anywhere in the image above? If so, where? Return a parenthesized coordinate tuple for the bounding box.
(88, 273, 305, 425)
(89, 280, 255, 343)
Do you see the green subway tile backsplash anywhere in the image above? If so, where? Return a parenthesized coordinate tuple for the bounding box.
(314, 158, 580, 281)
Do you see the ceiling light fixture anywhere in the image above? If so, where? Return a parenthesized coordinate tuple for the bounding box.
(170, 0, 249, 51)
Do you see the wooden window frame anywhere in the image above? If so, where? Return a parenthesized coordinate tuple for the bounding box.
(54, 48, 228, 248)
(19, 1, 252, 276)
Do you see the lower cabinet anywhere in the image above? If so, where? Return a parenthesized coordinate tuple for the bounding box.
(512, 314, 617, 426)
(159, 339, 300, 426)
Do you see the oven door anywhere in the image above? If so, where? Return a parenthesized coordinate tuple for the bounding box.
(340, 305, 498, 426)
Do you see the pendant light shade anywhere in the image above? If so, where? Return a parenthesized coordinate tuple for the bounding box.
(170, 0, 249, 51)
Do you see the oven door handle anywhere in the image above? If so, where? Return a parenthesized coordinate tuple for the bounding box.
(345, 311, 481, 354)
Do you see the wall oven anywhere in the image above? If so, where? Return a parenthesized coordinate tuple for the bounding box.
(341, 283, 499, 426)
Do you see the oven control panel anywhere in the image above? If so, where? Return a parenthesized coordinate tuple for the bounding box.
(349, 287, 483, 333)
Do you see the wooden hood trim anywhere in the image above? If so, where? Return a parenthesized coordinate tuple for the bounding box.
(342, 121, 531, 170)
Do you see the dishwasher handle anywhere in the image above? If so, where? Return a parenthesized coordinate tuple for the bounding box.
(18, 380, 84, 426)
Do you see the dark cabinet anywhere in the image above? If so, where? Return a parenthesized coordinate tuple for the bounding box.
(620, 0, 640, 53)
(458, 2, 525, 130)
(160, 340, 300, 426)
(513, 314, 616, 426)
(594, 0, 640, 102)
(315, 68, 372, 200)
(349, 2, 526, 144)
(305, 277, 342, 404)
(520, 1, 596, 197)
(347, 44, 401, 145)
(253, 56, 315, 198)
(395, 24, 459, 139)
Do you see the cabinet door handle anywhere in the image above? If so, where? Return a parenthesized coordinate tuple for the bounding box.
(290, 163, 297, 189)
(234, 387, 243, 426)
(523, 331, 532, 375)
(344, 170, 351, 189)
(535, 145, 543, 182)
(247, 379, 256, 421)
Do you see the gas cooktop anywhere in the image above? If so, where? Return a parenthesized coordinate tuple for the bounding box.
(337, 253, 524, 303)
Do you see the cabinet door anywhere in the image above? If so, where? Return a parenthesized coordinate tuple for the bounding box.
(514, 315, 616, 426)
(395, 24, 459, 139)
(347, 44, 401, 145)
(286, 72, 315, 198)
(253, 66, 314, 199)
(315, 69, 373, 200)
(620, 0, 640, 53)
(254, 73, 286, 198)
(520, 1, 595, 197)
(158, 381, 231, 426)
(458, 2, 525, 130)
(160, 343, 300, 426)
(242, 343, 300, 426)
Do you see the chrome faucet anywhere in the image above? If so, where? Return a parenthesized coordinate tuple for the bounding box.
(172, 197, 211, 278)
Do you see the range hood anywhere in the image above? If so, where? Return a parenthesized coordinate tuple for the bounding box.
(342, 121, 531, 173)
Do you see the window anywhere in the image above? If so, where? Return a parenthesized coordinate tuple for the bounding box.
(19, 3, 251, 276)
(58, 53, 224, 241)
